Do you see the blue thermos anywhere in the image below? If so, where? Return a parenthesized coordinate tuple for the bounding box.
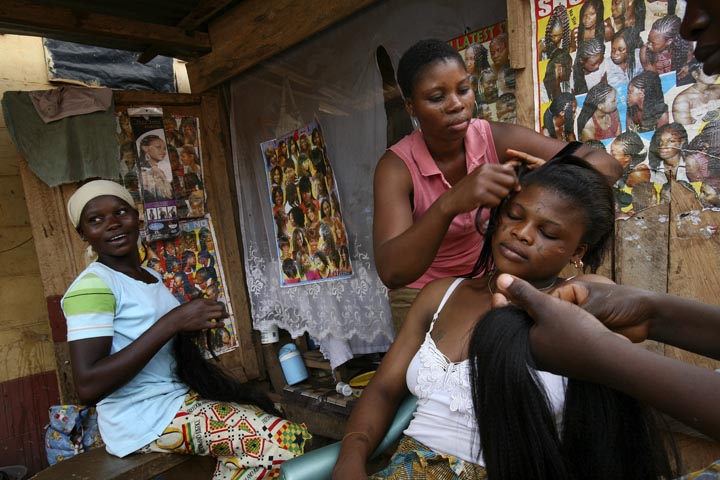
(278, 343, 308, 385)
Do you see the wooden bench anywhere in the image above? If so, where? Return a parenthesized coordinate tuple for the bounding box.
(30, 449, 214, 480)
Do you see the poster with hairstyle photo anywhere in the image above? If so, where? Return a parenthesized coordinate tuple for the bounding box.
(531, 0, 720, 215)
(128, 107, 180, 240)
(449, 21, 517, 124)
(143, 216, 238, 356)
(162, 114, 207, 219)
(261, 119, 353, 287)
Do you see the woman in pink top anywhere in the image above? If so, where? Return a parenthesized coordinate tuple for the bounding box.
(374, 39, 621, 330)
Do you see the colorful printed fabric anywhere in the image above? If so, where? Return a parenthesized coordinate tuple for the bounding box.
(680, 460, 720, 479)
(141, 392, 311, 480)
(45, 405, 104, 466)
(370, 435, 487, 480)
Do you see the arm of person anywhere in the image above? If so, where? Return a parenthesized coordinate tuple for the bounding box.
(639, 44, 651, 71)
(489, 122, 623, 183)
(672, 95, 693, 125)
(552, 280, 720, 360)
(68, 298, 227, 405)
(579, 119, 596, 143)
(332, 279, 451, 479)
(493, 274, 720, 442)
(373, 151, 517, 289)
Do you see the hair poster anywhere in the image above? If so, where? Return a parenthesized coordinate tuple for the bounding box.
(450, 21, 518, 124)
(260, 119, 353, 287)
(143, 217, 238, 356)
(127, 107, 181, 239)
(531, 0, 720, 216)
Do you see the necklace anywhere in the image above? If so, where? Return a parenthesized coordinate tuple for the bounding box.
(486, 269, 559, 296)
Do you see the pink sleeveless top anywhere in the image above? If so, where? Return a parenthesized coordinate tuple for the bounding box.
(388, 119, 499, 289)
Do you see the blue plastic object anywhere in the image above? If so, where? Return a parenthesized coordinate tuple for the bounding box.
(278, 343, 309, 385)
(278, 395, 417, 480)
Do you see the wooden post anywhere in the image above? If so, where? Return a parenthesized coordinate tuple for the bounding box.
(507, 0, 534, 129)
(667, 179, 720, 473)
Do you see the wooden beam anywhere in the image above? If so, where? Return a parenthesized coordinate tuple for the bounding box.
(506, 0, 534, 129)
(185, 0, 380, 93)
(200, 90, 261, 380)
(0, 1, 210, 54)
(177, 0, 236, 32)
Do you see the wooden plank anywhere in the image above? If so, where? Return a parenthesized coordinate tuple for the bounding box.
(30, 449, 194, 480)
(17, 158, 88, 297)
(667, 180, 720, 368)
(506, 0, 534, 129)
(53, 341, 77, 405)
(0, 275, 46, 329)
(200, 91, 260, 380)
(0, 175, 30, 226)
(262, 343, 288, 394)
(185, 0, 380, 93)
(666, 179, 720, 471)
(0, 128, 21, 176)
(0, 1, 210, 55)
(0, 226, 38, 276)
(615, 204, 670, 355)
(159, 455, 216, 479)
(177, 0, 237, 32)
(0, 322, 56, 383)
(0, 370, 59, 476)
(114, 91, 202, 107)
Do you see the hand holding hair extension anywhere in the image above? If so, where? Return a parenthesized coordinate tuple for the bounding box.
(548, 279, 654, 343)
(550, 278, 720, 361)
(438, 163, 519, 217)
(490, 274, 629, 378)
(469, 302, 676, 480)
(174, 331, 280, 417)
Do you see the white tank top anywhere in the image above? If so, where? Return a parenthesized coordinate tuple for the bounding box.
(404, 278, 567, 465)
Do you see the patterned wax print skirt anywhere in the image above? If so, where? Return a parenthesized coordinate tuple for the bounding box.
(370, 435, 487, 480)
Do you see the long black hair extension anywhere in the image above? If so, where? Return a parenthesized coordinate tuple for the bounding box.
(468, 305, 678, 480)
(174, 332, 281, 416)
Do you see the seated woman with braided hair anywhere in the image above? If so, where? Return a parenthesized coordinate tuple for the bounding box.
(62, 180, 310, 480)
(333, 155, 673, 479)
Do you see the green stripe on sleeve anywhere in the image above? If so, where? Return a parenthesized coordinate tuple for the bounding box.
(63, 273, 116, 316)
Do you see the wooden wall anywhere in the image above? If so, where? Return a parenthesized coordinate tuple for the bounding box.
(0, 35, 203, 475)
(0, 34, 60, 475)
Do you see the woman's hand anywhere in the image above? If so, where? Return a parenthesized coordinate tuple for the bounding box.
(165, 298, 228, 333)
(441, 163, 518, 216)
(549, 280, 654, 343)
(491, 274, 628, 379)
(504, 148, 546, 170)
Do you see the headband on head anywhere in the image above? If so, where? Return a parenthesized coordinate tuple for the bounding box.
(67, 180, 135, 228)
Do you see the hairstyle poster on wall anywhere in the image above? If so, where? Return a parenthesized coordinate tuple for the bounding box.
(530, 0, 720, 216)
(162, 115, 207, 220)
(449, 21, 518, 124)
(127, 107, 181, 240)
(143, 216, 238, 356)
(260, 120, 353, 287)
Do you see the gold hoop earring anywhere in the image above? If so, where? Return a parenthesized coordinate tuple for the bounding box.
(572, 258, 584, 270)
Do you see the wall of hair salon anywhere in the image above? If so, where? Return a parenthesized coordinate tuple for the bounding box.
(0, 34, 193, 474)
(0, 34, 60, 474)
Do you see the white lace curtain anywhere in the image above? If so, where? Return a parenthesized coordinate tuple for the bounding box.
(226, 0, 504, 368)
